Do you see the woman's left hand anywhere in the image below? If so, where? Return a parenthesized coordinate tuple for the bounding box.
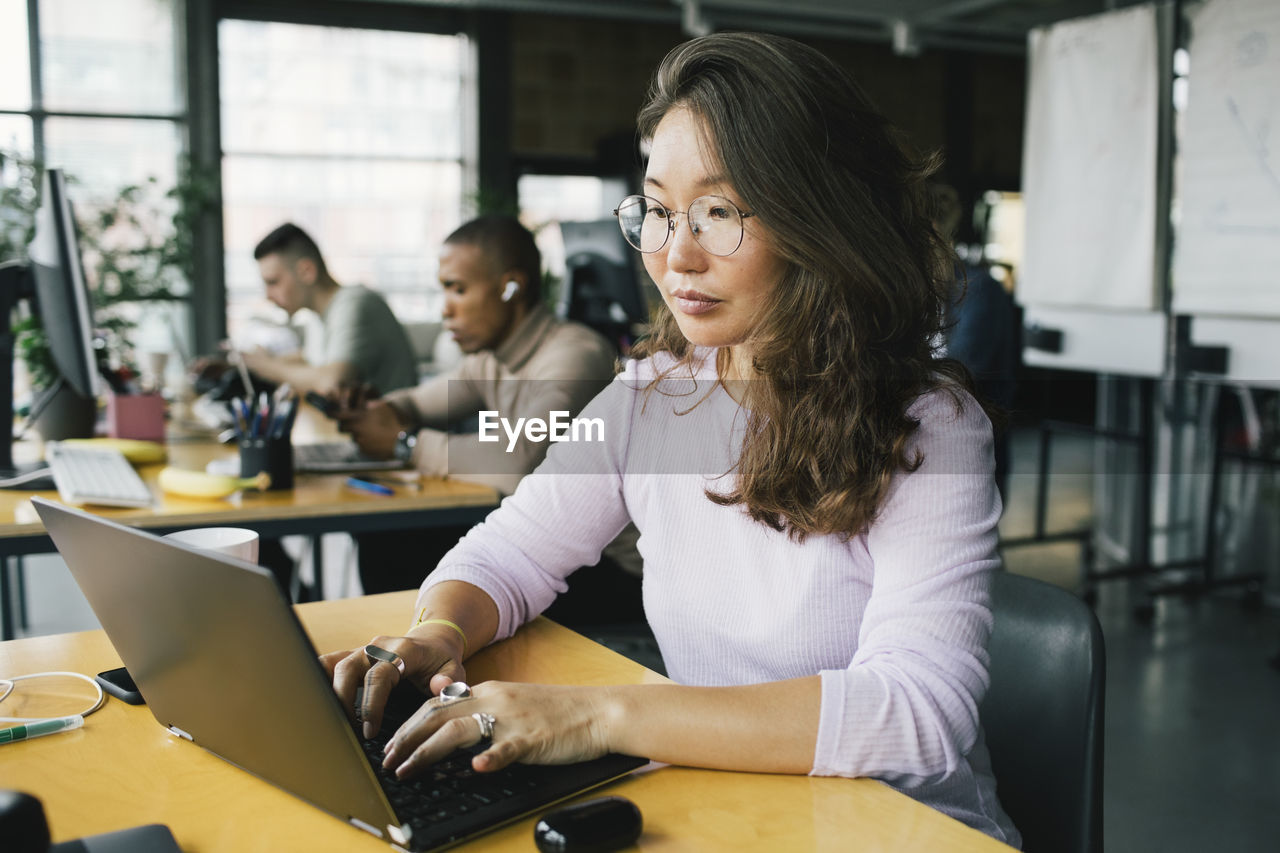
(382, 681, 614, 778)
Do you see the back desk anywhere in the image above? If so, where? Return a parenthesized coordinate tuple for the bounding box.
(0, 590, 1013, 852)
(0, 423, 499, 639)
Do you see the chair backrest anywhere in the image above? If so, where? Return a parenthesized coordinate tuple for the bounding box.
(402, 321, 443, 363)
(981, 572, 1106, 853)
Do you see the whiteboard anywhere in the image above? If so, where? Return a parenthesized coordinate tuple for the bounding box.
(1022, 306, 1167, 377)
(1189, 316, 1280, 386)
(1173, 0, 1280, 318)
(1020, 5, 1162, 311)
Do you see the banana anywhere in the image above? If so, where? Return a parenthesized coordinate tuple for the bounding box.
(60, 438, 167, 465)
(158, 467, 271, 499)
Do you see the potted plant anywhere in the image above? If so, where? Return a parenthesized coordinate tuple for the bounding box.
(81, 163, 217, 381)
(0, 150, 214, 437)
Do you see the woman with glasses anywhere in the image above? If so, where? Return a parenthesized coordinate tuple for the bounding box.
(327, 31, 1018, 846)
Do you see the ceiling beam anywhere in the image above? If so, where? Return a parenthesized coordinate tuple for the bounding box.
(915, 0, 1020, 24)
(385, 0, 1031, 55)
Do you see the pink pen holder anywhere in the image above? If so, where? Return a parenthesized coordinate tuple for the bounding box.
(105, 392, 166, 442)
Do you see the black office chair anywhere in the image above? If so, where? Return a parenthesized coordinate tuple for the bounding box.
(561, 250, 647, 350)
(981, 572, 1106, 853)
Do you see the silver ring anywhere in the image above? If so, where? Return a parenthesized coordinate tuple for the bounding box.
(364, 644, 405, 676)
(472, 712, 496, 742)
(439, 681, 472, 703)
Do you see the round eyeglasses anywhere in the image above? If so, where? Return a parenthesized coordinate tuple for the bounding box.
(613, 194, 756, 257)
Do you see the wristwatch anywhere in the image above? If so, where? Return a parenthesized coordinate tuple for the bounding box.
(394, 429, 417, 464)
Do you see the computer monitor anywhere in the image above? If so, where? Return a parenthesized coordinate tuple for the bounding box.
(0, 167, 99, 476)
(557, 219, 648, 352)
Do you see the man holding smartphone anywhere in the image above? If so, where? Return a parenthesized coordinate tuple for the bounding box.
(332, 215, 640, 621)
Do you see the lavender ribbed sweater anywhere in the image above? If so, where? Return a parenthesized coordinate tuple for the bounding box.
(421, 349, 1021, 847)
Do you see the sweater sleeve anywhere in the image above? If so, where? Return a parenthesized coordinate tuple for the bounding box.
(413, 337, 616, 496)
(416, 367, 639, 640)
(812, 389, 1001, 786)
(383, 359, 483, 432)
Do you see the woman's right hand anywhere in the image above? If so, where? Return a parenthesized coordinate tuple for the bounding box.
(321, 625, 468, 739)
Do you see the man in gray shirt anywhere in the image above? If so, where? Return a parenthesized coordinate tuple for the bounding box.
(240, 223, 417, 397)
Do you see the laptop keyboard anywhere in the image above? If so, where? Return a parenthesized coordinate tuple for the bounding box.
(361, 726, 539, 827)
(357, 691, 646, 851)
(294, 441, 402, 473)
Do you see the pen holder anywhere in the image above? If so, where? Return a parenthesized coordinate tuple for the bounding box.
(239, 435, 293, 491)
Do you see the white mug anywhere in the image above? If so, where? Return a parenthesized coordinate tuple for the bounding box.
(163, 527, 260, 564)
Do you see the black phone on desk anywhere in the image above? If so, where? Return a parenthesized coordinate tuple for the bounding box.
(304, 391, 339, 418)
(95, 666, 145, 705)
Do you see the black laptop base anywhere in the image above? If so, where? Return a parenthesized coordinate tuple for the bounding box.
(364, 686, 647, 851)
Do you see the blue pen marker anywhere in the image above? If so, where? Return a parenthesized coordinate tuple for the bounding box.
(345, 477, 394, 496)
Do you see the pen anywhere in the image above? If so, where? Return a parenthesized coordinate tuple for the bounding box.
(270, 397, 296, 440)
(231, 396, 249, 436)
(250, 391, 269, 438)
(231, 348, 254, 399)
(0, 714, 84, 745)
(345, 477, 395, 497)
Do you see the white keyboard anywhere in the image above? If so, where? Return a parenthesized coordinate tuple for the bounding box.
(44, 441, 154, 507)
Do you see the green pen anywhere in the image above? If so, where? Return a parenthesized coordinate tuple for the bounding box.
(0, 714, 84, 745)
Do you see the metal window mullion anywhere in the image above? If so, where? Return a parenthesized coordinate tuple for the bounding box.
(26, 0, 43, 161)
(220, 149, 463, 166)
(2, 107, 188, 123)
(20, 1, 187, 147)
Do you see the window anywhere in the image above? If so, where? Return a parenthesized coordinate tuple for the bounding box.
(0, 0, 185, 202)
(0, 0, 187, 388)
(517, 173, 627, 284)
(979, 190, 1025, 281)
(219, 20, 473, 351)
(0, 1, 31, 114)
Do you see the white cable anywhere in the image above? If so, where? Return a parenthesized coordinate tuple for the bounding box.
(0, 466, 54, 488)
(0, 671, 106, 723)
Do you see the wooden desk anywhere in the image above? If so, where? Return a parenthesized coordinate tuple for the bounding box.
(0, 427, 499, 639)
(0, 591, 1011, 852)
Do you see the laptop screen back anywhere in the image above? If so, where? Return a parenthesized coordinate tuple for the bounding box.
(32, 498, 399, 838)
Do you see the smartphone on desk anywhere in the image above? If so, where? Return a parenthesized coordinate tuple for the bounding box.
(96, 666, 145, 705)
(304, 391, 339, 418)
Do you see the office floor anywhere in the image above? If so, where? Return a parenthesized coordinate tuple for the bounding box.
(1000, 430, 1280, 852)
(11, 429, 1280, 852)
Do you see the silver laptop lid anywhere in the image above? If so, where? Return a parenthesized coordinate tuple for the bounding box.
(32, 498, 402, 841)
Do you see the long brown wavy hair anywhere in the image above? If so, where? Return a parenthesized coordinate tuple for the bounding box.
(630, 32, 974, 541)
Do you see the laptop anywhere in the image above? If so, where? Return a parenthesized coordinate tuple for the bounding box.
(293, 440, 408, 473)
(33, 498, 648, 851)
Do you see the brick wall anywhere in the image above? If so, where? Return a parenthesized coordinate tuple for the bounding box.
(510, 14, 683, 159)
(509, 13, 1025, 189)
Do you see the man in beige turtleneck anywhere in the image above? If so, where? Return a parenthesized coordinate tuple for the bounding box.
(337, 215, 640, 615)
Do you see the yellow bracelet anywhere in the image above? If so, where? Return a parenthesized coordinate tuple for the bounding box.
(413, 612, 468, 655)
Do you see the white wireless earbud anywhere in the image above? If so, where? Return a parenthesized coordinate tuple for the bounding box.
(501, 280, 520, 303)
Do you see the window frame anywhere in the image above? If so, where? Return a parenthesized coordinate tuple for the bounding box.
(187, 0, 498, 354)
(0, 0, 189, 161)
